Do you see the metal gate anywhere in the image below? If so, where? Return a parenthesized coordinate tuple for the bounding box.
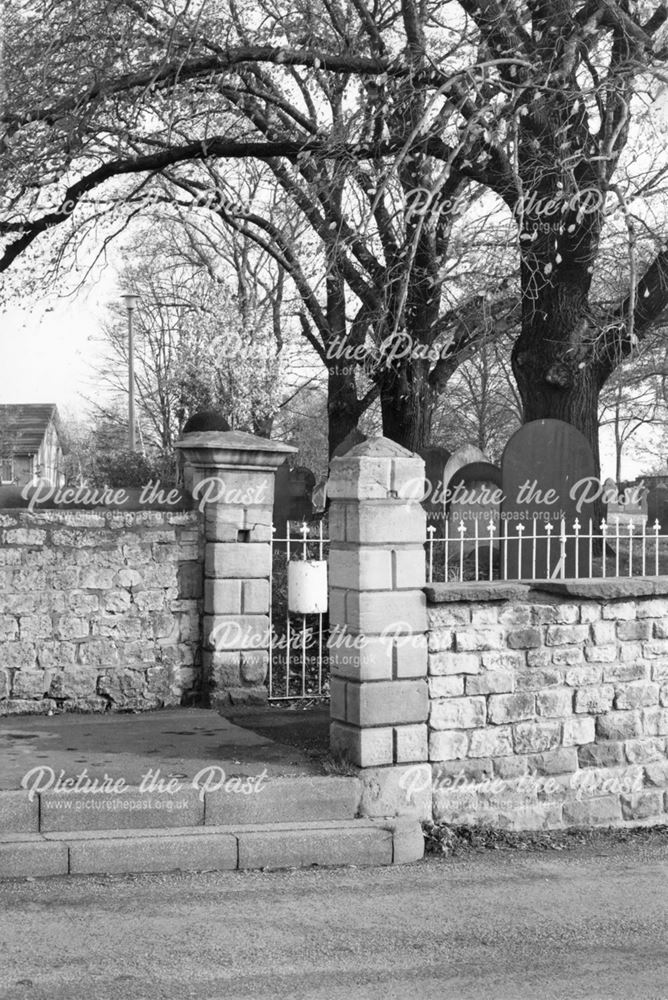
(268, 519, 330, 701)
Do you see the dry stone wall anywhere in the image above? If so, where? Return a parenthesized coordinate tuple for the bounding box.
(0, 509, 202, 714)
(427, 580, 668, 830)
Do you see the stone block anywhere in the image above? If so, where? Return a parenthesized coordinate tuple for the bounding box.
(330, 721, 393, 766)
(11, 669, 47, 700)
(620, 791, 664, 821)
(624, 738, 666, 765)
(359, 764, 432, 820)
(580, 603, 602, 623)
(487, 693, 535, 724)
(603, 661, 647, 683)
(395, 724, 428, 763)
(454, 628, 504, 652)
(536, 688, 573, 717)
(577, 742, 625, 768)
(642, 707, 668, 736)
(596, 711, 643, 740)
(562, 716, 596, 746)
(512, 720, 561, 754)
(39, 788, 204, 833)
(347, 590, 428, 635)
(574, 685, 615, 714)
(482, 651, 525, 671)
(506, 628, 543, 649)
(429, 651, 479, 676)
(584, 645, 617, 663)
(237, 822, 392, 870)
(614, 683, 660, 710)
(499, 606, 532, 627)
(644, 640, 668, 659)
(342, 504, 426, 545)
(329, 547, 425, 591)
(470, 606, 500, 626)
(526, 649, 552, 668)
(468, 725, 514, 758)
(204, 578, 241, 614)
(428, 605, 471, 627)
(564, 664, 603, 687)
(205, 776, 361, 825)
(545, 625, 589, 646)
(204, 614, 269, 651)
(466, 671, 515, 695)
(240, 651, 268, 685)
(528, 748, 578, 775)
(331, 633, 427, 682)
(562, 796, 622, 826)
(644, 761, 668, 786)
(617, 620, 652, 641)
(428, 628, 454, 653)
(601, 602, 636, 620)
(48, 667, 97, 700)
(430, 696, 486, 730)
(552, 646, 584, 666)
(346, 679, 428, 727)
(429, 676, 465, 697)
(65, 828, 238, 875)
(592, 621, 616, 644)
(636, 599, 668, 618)
(516, 669, 563, 691)
(205, 543, 270, 578)
(429, 730, 469, 761)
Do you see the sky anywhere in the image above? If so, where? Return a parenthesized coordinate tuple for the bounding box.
(0, 272, 116, 423)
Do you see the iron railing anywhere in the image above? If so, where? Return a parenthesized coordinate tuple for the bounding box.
(426, 516, 667, 583)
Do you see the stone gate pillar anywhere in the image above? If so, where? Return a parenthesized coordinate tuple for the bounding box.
(176, 430, 296, 711)
(327, 438, 431, 817)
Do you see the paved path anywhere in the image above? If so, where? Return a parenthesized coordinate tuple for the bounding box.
(1, 840, 668, 1000)
(0, 708, 321, 789)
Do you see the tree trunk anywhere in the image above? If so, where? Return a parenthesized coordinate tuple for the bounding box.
(379, 359, 435, 451)
(327, 367, 366, 457)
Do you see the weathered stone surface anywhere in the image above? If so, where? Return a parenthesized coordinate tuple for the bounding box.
(426, 582, 530, 603)
(430, 696, 486, 730)
(487, 693, 535, 724)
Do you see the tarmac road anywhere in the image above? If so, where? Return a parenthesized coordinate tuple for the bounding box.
(1, 841, 667, 1000)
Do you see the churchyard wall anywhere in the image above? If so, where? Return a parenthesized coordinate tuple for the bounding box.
(0, 509, 202, 714)
(426, 580, 668, 829)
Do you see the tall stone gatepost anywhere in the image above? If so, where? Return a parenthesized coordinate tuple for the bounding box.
(175, 430, 297, 711)
(327, 438, 432, 819)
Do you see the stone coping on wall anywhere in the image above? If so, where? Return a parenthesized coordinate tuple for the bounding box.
(0, 485, 193, 511)
(426, 578, 668, 604)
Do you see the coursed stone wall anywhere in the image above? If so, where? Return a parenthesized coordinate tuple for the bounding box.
(427, 580, 668, 830)
(0, 509, 202, 714)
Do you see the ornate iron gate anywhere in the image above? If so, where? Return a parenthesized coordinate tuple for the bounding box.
(268, 520, 330, 700)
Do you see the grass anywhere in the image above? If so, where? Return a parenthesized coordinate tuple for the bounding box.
(423, 820, 668, 856)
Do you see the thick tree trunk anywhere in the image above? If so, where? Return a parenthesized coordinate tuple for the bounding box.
(379, 359, 435, 452)
(327, 367, 366, 457)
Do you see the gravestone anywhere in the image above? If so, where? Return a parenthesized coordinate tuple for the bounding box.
(607, 479, 648, 528)
(442, 444, 488, 496)
(447, 461, 502, 553)
(273, 462, 316, 538)
(501, 419, 596, 579)
(643, 477, 668, 528)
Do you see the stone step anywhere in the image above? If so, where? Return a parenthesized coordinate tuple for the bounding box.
(0, 776, 363, 835)
(0, 818, 424, 878)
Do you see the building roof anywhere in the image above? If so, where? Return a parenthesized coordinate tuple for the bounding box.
(0, 404, 59, 455)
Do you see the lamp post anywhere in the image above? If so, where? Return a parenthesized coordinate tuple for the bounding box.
(121, 293, 139, 451)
